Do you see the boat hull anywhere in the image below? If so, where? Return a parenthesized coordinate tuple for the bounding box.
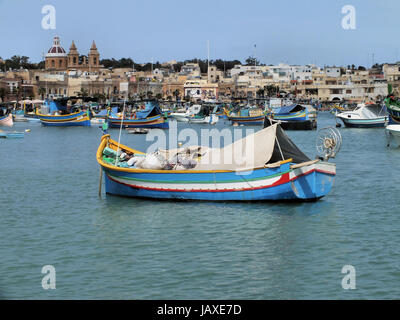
(337, 116, 387, 128)
(38, 111, 91, 127)
(101, 161, 335, 201)
(171, 113, 190, 122)
(108, 115, 169, 129)
(228, 115, 265, 125)
(386, 125, 400, 146)
(264, 117, 317, 130)
(188, 115, 219, 124)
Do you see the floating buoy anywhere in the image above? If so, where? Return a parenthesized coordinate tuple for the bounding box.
(25, 129, 31, 133)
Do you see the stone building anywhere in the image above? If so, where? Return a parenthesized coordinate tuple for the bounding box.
(45, 36, 100, 73)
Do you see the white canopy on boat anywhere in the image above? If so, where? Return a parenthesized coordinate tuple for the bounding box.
(195, 124, 278, 171)
(158, 123, 310, 171)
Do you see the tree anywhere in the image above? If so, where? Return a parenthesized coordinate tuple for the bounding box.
(245, 56, 260, 66)
(155, 93, 162, 101)
(257, 88, 265, 98)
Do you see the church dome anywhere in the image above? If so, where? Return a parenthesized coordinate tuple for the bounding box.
(46, 36, 67, 57)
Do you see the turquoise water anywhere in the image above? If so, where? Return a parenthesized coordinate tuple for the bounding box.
(0, 112, 399, 299)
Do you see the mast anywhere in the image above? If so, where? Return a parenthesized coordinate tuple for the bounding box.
(207, 40, 210, 83)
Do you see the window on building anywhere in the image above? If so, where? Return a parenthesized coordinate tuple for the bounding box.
(59, 60, 62, 67)
(94, 57, 97, 65)
(51, 60, 55, 67)
(73, 57, 77, 64)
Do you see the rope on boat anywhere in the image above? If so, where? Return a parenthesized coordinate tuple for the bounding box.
(115, 99, 126, 166)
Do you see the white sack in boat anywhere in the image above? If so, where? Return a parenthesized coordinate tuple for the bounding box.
(135, 152, 167, 170)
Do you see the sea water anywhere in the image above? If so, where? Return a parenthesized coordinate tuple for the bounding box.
(0, 112, 399, 299)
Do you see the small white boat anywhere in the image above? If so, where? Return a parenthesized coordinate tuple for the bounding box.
(386, 125, 400, 146)
(127, 128, 149, 134)
(171, 104, 218, 124)
(336, 103, 387, 128)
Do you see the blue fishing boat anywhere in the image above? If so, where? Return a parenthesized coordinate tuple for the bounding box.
(37, 98, 91, 127)
(97, 124, 339, 201)
(265, 104, 317, 130)
(227, 107, 265, 125)
(108, 100, 168, 129)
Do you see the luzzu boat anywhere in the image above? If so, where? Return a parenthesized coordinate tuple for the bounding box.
(336, 103, 387, 128)
(108, 101, 168, 129)
(265, 104, 317, 130)
(96, 123, 338, 201)
(37, 98, 91, 127)
(227, 107, 265, 125)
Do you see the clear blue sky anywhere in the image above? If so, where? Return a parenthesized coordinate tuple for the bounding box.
(0, 0, 399, 67)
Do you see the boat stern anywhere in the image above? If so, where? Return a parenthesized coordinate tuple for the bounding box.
(289, 161, 336, 200)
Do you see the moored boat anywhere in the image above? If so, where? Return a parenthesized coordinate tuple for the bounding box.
(227, 107, 265, 125)
(108, 100, 168, 129)
(171, 104, 218, 124)
(37, 98, 91, 127)
(336, 103, 387, 128)
(97, 123, 339, 201)
(265, 104, 317, 130)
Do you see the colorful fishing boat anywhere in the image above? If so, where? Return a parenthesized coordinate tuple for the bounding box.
(265, 104, 317, 130)
(97, 123, 339, 201)
(37, 98, 91, 127)
(108, 101, 168, 129)
(336, 103, 387, 128)
(227, 107, 265, 125)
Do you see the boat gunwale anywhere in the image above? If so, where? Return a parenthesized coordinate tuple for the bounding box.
(37, 110, 86, 118)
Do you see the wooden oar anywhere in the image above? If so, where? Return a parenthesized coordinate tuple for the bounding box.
(98, 166, 103, 197)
